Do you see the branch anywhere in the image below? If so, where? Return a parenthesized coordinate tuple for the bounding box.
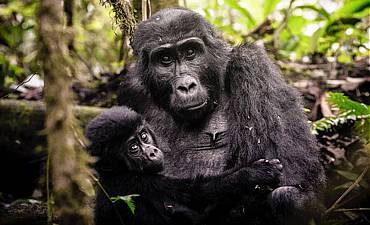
(325, 166, 369, 214)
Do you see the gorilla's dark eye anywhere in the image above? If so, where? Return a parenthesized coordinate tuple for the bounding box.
(140, 132, 148, 142)
(160, 54, 173, 66)
(185, 48, 196, 59)
(129, 144, 140, 154)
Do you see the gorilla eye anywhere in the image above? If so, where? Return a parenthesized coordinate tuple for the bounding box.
(160, 54, 173, 66)
(185, 48, 196, 59)
(140, 132, 148, 142)
(129, 144, 140, 154)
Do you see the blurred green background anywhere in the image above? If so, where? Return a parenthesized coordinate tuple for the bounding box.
(0, 0, 368, 88)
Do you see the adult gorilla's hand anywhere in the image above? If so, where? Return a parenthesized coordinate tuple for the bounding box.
(247, 158, 283, 188)
(268, 185, 324, 225)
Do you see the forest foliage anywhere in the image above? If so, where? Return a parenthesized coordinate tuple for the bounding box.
(0, 0, 369, 225)
(1, 0, 369, 88)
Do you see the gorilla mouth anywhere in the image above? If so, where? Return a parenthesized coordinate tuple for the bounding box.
(144, 161, 164, 173)
(185, 100, 207, 111)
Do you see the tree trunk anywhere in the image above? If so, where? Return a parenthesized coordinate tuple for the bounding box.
(0, 99, 104, 148)
(64, 0, 74, 51)
(133, 0, 179, 21)
(151, 0, 179, 13)
(38, 0, 94, 223)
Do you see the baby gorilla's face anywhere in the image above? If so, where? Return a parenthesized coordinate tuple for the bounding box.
(122, 126, 164, 173)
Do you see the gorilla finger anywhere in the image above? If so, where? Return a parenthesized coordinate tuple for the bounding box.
(255, 158, 267, 163)
(269, 158, 280, 164)
(164, 202, 175, 214)
(269, 159, 283, 170)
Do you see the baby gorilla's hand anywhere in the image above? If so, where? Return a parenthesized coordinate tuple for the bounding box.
(248, 158, 283, 187)
(164, 202, 202, 225)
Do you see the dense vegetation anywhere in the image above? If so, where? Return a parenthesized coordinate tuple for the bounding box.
(0, 0, 368, 225)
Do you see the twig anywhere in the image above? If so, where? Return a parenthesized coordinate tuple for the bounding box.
(0, 74, 36, 99)
(277, 61, 331, 70)
(273, 0, 295, 49)
(142, 0, 147, 21)
(325, 166, 369, 214)
(147, 0, 151, 18)
(89, 172, 127, 225)
(244, 19, 272, 38)
(333, 208, 370, 212)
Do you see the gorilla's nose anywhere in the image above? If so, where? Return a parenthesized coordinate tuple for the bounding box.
(176, 76, 198, 95)
(149, 148, 158, 158)
(146, 147, 163, 161)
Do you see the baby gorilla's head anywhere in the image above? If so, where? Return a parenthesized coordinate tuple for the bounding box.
(86, 106, 164, 174)
(122, 120, 164, 173)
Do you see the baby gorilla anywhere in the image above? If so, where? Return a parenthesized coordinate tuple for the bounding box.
(86, 106, 283, 225)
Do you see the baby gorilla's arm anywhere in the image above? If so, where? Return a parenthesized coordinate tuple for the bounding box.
(163, 158, 283, 224)
(195, 158, 283, 201)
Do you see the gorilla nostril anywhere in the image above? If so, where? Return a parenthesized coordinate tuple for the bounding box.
(177, 85, 188, 93)
(177, 83, 197, 95)
(150, 152, 156, 158)
(188, 82, 197, 91)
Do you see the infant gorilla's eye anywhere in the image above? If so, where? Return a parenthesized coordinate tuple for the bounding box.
(129, 144, 140, 153)
(185, 48, 196, 59)
(160, 54, 173, 66)
(140, 132, 148, 142)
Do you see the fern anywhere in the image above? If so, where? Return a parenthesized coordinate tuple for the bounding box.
(311, 92, 370, 142)
(329, 92, 370, 116)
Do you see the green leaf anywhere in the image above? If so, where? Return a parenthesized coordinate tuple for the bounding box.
(333, 181, 354, 190)
(308, 27, 324, 53)
(328, 92, 370, 116)
(337, 54, 352, 64)
(359, 180, 369, 188)
(311, 111, 367, 134)
(224, 0, 256, 28)
(311, 92, 370, 142)
(335, 170, 369, 188)
(336, 170, 359, 181)
(263, 0, 280, 18)
(111, 194, 140, 215)
(329, 92, 370, 142)
(287, 16, 307, 34)
(296, 5, 330, 20)
(333, 0, 370, 19)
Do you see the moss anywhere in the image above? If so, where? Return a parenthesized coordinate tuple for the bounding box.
(0, 100, 105, 154)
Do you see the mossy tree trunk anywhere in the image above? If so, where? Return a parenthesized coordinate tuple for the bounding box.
(38, 0, 93, 224)
(133, 0, 179, 21)
(64, 0, 75, 51)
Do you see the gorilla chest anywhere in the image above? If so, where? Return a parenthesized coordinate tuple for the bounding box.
(166, 109, 229, 178)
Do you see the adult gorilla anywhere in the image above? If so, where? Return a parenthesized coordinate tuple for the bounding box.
(119, 7, 325, 225)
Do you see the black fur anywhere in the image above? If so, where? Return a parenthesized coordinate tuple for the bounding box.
(86, 106, 284, 225)
(118, 7, 325, 225)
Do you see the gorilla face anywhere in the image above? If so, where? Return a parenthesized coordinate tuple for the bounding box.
(132, 8, 225, 123)
(122, 125, 164, 173)
(146, 37, 220, 122)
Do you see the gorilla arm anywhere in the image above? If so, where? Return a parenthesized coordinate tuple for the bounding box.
(192, 158, 283, 202)
(225, 43, 325, 223)
(164, 158, 283, 222)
